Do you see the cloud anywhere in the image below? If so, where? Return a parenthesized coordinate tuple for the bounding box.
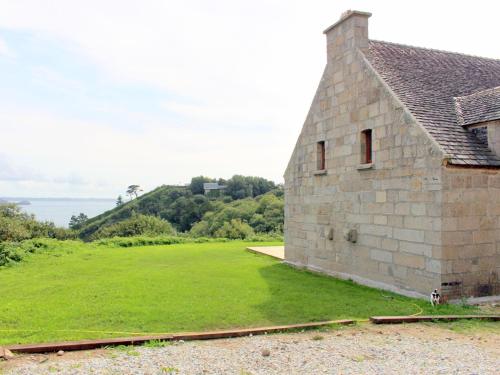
(0, 36, 14, 58)
(0, 153, 89, 186)
(31, 66, 84, 93)
(0, 0, 499, 198)
(0, 105, 289, 196)
(0, 1, 325, 129)
(161, 100, 279, 129)
(0, 154, 44, 182)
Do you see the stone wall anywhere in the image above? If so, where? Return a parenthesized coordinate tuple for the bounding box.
(284, 11, 500, 299)
(440, 167, 500, 298)
(284, 11, 447, 298)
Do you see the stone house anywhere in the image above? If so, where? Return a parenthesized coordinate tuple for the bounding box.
(284, 10, 500, 299)
(203, 182, 226, 195)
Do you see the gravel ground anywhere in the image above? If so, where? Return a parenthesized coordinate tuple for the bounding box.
(2, 323, 499, 375)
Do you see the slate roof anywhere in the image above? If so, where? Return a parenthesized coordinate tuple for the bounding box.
(364, 40, 500, 167)
(455, 86, 500, 126)
(203, 182, 225, 190)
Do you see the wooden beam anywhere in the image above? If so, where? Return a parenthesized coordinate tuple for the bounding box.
(7, 319, 354, 354)
(370, 315, 500, 324)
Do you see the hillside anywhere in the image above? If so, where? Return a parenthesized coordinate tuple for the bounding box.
(76, 185, 184, 239)
(76, 176, 283, 240)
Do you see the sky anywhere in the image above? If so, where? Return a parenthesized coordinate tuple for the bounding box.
(1, 1, 500, 198)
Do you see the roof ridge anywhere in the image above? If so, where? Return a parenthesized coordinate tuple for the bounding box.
(454, 85, 500, 100)
(369, 39, 500, 63)
(453, 97, 465, 126)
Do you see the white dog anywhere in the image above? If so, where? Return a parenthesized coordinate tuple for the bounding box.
(430, 289, 440, 306)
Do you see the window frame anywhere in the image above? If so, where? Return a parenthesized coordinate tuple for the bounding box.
(360, 129, 372, 164)
(317, 140, 326, 171)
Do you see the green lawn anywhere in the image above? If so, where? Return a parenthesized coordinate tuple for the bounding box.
(0, 240, 475, 345)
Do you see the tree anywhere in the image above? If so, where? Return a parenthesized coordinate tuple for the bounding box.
(247, 176, 276, 197)
(225, 175, 252, 200)
(116, 195, 124, 206)
(163, 194, 212, 232)
(189, 176, 215, 195)
(126, 185, 143, 200)
(224, 175, 276, 200)
(69, 213, 88, 229)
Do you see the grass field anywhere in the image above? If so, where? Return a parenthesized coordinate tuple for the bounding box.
(0, 240, 476, 345)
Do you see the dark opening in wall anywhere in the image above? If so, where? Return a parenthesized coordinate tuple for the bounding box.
(361, 129, 372, 164)
(471, 126, 488, 146)
(317, 141, 326, 170)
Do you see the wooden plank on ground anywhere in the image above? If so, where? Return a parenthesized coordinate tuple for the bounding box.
(246, 246, 284, 260)
(171, 319, 354, 341)
(6, 319, 354, 354)
(6, 335, 175, 353)
(370, 315, 500, 324)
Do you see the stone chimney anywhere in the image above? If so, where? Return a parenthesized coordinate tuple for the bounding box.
(323, 10, 371, 62)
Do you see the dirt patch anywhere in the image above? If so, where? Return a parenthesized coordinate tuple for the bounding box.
(2, 323, 499, 374)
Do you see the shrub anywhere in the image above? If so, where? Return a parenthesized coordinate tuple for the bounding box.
(189, 220, 210, 237)
(246, 233, 284, 242)
(0, 204, 75, 242)
(249, 213, 268, 233)
(0, 242, 23, 266)
(94, 235, 278, 248)
(188, 191, 283, 238)
(0, 216, 31, 242)
(214, 219, 255, 239)
(91, 214, 175, 240)
(0, 239, 76, 266)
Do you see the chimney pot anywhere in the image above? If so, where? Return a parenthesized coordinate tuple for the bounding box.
(323, 10, 371, 62)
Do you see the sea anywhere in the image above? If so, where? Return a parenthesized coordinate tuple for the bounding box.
(1, 198, 116, 228)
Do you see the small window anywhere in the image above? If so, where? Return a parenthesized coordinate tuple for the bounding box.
(471, 126, 488, 146)
(360, 129, 372, 164)
(317, 141, 326, 170)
